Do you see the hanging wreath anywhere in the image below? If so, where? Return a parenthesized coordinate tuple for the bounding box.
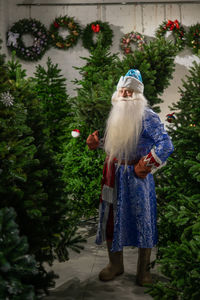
(156, 19, 186, 51)
(120, 31, 146, 54)
(7, 18, 49, 61)
(82, 21, 113, 51)
(186, 23, 200, 55)
(49, 15, 81, 50)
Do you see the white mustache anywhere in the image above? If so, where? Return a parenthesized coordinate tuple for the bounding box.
(118, 96, 133, 102)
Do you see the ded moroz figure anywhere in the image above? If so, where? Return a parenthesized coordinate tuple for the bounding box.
(86, 69, 174, 286)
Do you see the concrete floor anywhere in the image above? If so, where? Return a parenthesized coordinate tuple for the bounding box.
(43, 235, 165, 300)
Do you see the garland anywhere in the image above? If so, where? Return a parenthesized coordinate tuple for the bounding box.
(156, 19, 185, 51)
(7, 18, 49, 61)
(49, 15, 81, 50)
(186, 23, 200, 55)
(120, 31, 146, 54)
(82, 21, 113, 51)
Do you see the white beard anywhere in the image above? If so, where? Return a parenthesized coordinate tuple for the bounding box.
(104, 92, 147, 166)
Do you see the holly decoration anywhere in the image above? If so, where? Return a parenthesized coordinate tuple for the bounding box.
(49, 15, 81, 50)
(120, 31, 146, 54)
(156, 19, 186, 51)
(186, 23, 200, 55)
(82, 20, 113, 51)
(7, 18, 49, 61)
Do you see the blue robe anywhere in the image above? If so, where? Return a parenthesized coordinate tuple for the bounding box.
(96, 108, 174, 251)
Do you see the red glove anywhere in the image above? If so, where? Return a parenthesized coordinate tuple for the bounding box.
(134, 151, 161, 179)
(86, 130, 99, 150)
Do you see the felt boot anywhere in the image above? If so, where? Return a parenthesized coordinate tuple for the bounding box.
(99, 241, 124, 281)
(136, 248, 152, 286)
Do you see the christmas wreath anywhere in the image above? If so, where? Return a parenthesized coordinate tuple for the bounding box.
(49, 15, 81, 50)
(120, 31, 146, 54)
(156, 19, 185, 51)
(7, 18, 49, 61)
(186, 23, 200, 55)
(82, 21, 113, 50)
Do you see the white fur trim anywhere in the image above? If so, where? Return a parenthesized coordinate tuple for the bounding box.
(150, 149, 166, 174)
(102, 185, 114, 204)
(101, 202, 110, 241)
(151, 149, 163, 165)
(151, 162, 166, 174)
(117, 76, 144, 93)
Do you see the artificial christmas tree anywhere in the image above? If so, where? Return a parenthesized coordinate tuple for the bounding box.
(32, 57, 72, 154)
(30, 58, 85, 260)
(0, 50, 48, 296)
(0, 49, 85, 295)
(147, 61, 200, 299)
(0, 207, 38, 300)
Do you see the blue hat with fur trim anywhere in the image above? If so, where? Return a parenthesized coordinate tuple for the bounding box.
(117, 69, 144, 93)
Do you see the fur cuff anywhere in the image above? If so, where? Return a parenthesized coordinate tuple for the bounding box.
(144, 149, 166, 174)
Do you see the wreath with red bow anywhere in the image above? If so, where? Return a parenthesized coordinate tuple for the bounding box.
(156, 19, 185, 51)
(49, 15, 81, 50)
(186, 23, 200, 55)
(82, 21, 113, 51)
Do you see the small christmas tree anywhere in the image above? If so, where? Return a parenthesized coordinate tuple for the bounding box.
(147, 61, 200, 299)
(32, 57, 72, 153)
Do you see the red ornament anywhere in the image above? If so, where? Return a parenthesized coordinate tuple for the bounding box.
(91, 24, 100, 33)
(54, 21, 59, 28)
(166, 112, 175, 123)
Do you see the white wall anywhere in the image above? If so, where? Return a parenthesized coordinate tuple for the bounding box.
(1, 0, 200, 124)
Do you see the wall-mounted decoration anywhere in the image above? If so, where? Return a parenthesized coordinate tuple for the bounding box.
(49, 15, 81, 50)
(186, 23, 200, 55)
(82, 21, 113, 51)
(7, 18, 50, 61)
(120, 31, 146, 55)
(156, 19, 185, 52)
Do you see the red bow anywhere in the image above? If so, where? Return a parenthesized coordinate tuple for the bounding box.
(166, 19, 180, 30)
(91, 24, 100, 33)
